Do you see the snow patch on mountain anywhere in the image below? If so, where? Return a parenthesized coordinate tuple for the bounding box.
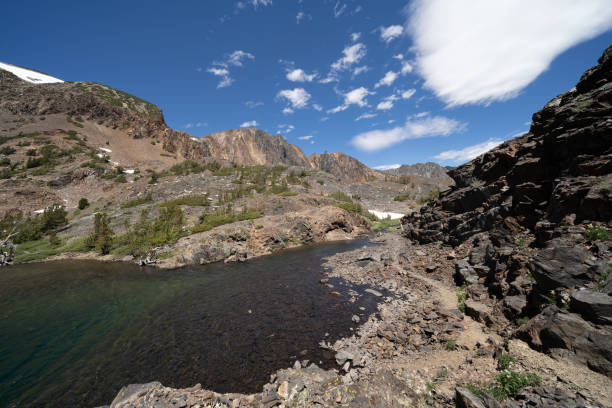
(0, 62, 63, 84)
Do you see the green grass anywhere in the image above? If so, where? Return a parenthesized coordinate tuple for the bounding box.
(276, 190, 298, 197)
(456, 284, 467, 313)
(417, 189, 440, 204)
(158, 194, 210, 207)
(371, 218, 399, 232)
(445, 339, 457, 351)
(13, 236, 89, 263)
(516, 237, 526, 247)
(515, 317, 530, 326)
(121, 194, 153, 208)
(393, 192, 412, 202)
(330, 191, 353, 203)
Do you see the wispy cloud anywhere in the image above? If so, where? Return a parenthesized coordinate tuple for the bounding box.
(208, 50, 254, 88)
(373, 164, 401, 171)
(328, 87, 373, 113)
(298, 135, 313, 140)
(351, 115, 466, 151)
(406, 0, 612, 105)
(380, 25, 404, 42)
(246, 100, 264, 108)
(434, 138, 503, 163)
(237, 0, 272, 10)
(277, 124, 295, 133)
(355, 113, 377, 121)
(334, 1, 347, 17)
(240, 120, 259, 128)
(207, 67, 233, 88)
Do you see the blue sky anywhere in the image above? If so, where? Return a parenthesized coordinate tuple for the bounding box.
(2, 1, 612, 169)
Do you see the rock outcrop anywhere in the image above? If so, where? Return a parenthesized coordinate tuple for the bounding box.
(401, 45, 612, 382)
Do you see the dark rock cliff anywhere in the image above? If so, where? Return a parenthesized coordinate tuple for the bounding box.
(401, 45, 612, 378)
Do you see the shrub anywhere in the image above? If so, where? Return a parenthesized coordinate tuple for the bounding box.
(78, 198, 90, 210)
(26, 148, 38, 156)
(516, 237, 526, 247)
(192, 208, 262, 234)
(113, 205, 185, 256)
(456, 285, 467, 313)
(317, 179, 324, 185)
(394, 192, 411, 202)
(417, 189, 440, 204)
(585, 225, 609, 241)
(515, 317, 530, 326)
(446, 339, 457, 351)
(0, 146, 16, 155)
(497, 354, 515, 370)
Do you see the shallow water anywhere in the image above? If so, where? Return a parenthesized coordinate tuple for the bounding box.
(0, 238, 381, 407)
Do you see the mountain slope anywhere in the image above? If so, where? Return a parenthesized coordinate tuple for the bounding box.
(385, 162, 452, 182)
(0, 66, 376, 181)
(309, 152, 382, 182)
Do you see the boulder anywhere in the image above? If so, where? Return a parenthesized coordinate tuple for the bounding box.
(515, 306, 612, 376)
(455, 387, 486, 408)
(528, 245, 593, 290)
(570, 288, 612, 325)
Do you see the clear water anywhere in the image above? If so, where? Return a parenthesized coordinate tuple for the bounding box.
(0, 238, 381, 407)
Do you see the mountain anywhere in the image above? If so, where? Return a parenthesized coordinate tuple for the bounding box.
(384, 162, 453, 182)
(0, 63, 375, 182)
(309, 152, 382, 182)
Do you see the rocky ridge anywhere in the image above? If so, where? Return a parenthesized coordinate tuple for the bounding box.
(385, 162, 454, 183)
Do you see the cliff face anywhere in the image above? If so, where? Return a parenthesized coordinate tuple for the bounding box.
(403, 44, 612, 245)
(402, 45, 612, 378)
(309, 152, 382, 183)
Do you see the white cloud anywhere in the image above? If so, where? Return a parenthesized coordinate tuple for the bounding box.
(246, 100, 264, 108)
(356, 113, 377, 121)
(373, 164, 401, 171)
(380, 25, 404, 43)
(277, 124, 295, 133)
(312, 103, 323, 111)
(238, 0, 272, 9)
(208, 50, 254, 88)
(185, 123, 193, 129)
(227, 50, 255, 66)
(351, 115, 466, 151)
(351, 32, 361, 42)
(319, 76, 337, 84)
(329, 87, 374, 113)
(298, 135, 313, 140)
(376, 100, 394, 111)
(331, 43, 367, 72)
(207, 67, 233, 88)
(375, 71, 399, 88)
(286, 68, 316, 82)
(296, 11, 311, 23)
(277, 88, 311, 110)
(406, 0, 612, 106)
(352, 66, 369, 76)
(400, 61, 413, 75)
(240, 120, 259, 128)
(283, 107, 294, 115)
(393, 54, 404, 60)
(334, 1, 347, 17)
(434, 138, 504, 163)
(401, 89, 416, 99)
